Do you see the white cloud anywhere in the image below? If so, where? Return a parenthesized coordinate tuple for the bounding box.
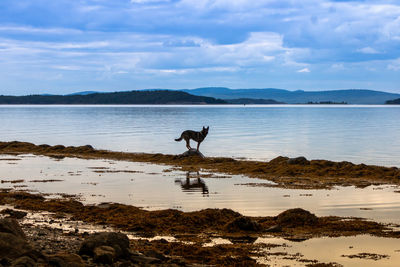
(383, 16, 400, 40)
(388, 58, 400, 71)
(331, 63, 344, 69)
(1, 0, 400, 93)
(297, 67, 310, 73)
(130, 0, 170, 3)
(52, 65, 81, 71)
(0, 26, 82, 35)
(357, 47, 380, 54)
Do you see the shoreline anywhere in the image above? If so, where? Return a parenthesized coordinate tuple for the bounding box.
(1, 141, 400, 190)
(1, 142, 400, 265)
(1, 190, 400, 266)
(1, 190, 399, 240)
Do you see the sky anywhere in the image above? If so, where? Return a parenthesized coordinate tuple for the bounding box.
(0, 0, 400, 95)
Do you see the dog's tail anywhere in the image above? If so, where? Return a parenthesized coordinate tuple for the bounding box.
(175, 136, 183, 142)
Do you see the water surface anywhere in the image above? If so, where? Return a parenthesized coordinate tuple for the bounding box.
(1, 155, 399, 223)
(1, 105, 400, 166)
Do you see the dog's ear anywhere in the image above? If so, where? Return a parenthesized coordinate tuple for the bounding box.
(207, 126, 209, 130)
(203, 126, 205, 130)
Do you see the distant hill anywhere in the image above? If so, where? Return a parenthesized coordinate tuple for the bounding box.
(385, 98, 400, 104)
(182, 87, 400, 104)
(67, 91, 99, 96)
(0, 90, 226, 104)
(226, 98, 285, 104)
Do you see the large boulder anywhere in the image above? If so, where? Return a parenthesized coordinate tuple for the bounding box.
(276, 208, 318, 227)
(47, 253, 85, 267)
(93, 246, 116, 264)
(0, 208, 27, 219)
(178, 149, 205, 158)
(287, 156, 309, 165)
(10, 256, 36, 267)
(79, 232, 130, 260)
(225, 216, 261, 232)
(0, 218, 34, 260)
(0, 218, 26, 238)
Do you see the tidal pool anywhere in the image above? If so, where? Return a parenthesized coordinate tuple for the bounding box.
(0, 154, 399, 223)
(255, 235, 400, 266)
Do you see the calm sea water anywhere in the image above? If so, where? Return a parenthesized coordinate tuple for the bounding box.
(1, 105, 400, 166)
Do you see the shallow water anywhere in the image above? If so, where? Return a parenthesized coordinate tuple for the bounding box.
(2, 203, 398, 266)
(1, 105, 400, 166)
(256, 235, 400, 266)
(1, 155, 399, 224)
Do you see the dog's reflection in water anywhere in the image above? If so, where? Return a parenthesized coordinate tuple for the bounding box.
(175, 172, 209, 196)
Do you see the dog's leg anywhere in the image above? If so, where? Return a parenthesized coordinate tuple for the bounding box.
(196, 142, 200, 151)
(186, 139, 191, 150)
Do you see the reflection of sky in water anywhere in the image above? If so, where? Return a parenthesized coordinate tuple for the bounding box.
(1, 155, 399, 224)
(0, 105, 400, 166)
(256, 235, 400, 267)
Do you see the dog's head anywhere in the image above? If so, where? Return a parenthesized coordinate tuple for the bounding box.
(202, 126, 209, 137)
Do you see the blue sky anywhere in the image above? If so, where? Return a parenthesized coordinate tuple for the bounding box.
(0, 0, 400, 95)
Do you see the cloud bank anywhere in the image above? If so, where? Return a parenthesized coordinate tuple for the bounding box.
(0, 0, 399, 94)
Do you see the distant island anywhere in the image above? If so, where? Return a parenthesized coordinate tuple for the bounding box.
(385, 98, 400, 104)
(307, 101, 347, 104)
(2, 87, 399, 105)
(226, 98, 284, 104)
(182, 87, 400, 104)
(0, 90, 226, 105)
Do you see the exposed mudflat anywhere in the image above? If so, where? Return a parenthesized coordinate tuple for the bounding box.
(1, 141, 400, 189)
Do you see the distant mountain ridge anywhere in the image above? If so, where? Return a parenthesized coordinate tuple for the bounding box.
(0, 90, 226, 104)
(4, 88, 399, 105)
(385, 98, 400, 104)
(182, 87, 400, 104)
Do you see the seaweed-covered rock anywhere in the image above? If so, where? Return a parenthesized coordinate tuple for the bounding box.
(47, 253, 85, 267)
(276, 208, 318, 227)
(93, 246, 116, 264)
(0, 208, 27, 219)
(287, 157, 309, 165)
(179, 149, 205, 158)
(11, 256, 36, 267)
(225, 216, 261, 232)
(79, 232, 130, 259)
(0, 218, 39, 263)
(0, 218, 26, 238)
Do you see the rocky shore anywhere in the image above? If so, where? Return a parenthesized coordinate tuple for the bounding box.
(1, 141, 400, 189)
(1, 190, 400, 266)
(1, 141, 400, 266)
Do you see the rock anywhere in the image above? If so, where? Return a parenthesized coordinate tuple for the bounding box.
(0, 209, 28, 219)
(227, 236, 258, 244)
(0, 218, 26, 238)
(225, 216, 261, 232)
(179, 149, 205, 158)
(47, 253, 85, 267)
(144, 250, 167, 261)
(79, 232, 130, 259)
(0, 219, 35, 261)
(265, 224, 282, 233)
(114, 260, 135, 267)
(11, 256, 35, 267)
(93, 246, 116, 264)
(287, 156, 309, 165)
(130, 254, 161, 265)
(276, 208, 318, 227)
